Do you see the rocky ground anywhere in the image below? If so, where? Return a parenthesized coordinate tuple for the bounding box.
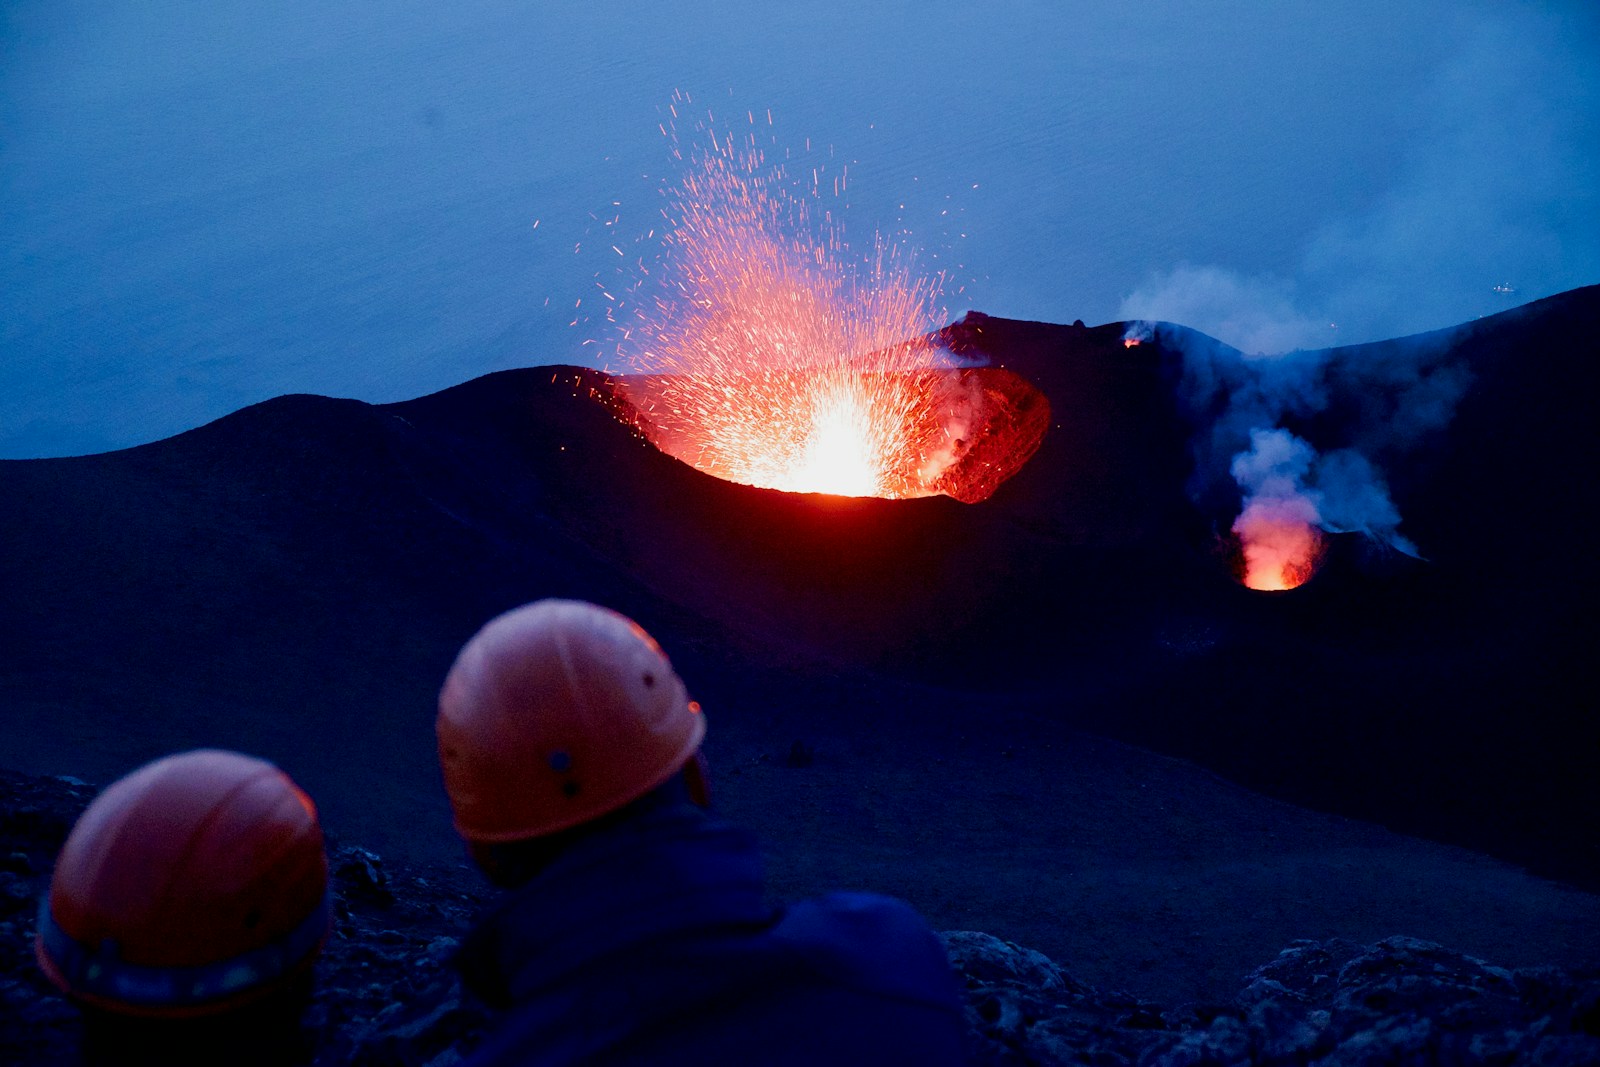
(3, 768, 1596, 1065)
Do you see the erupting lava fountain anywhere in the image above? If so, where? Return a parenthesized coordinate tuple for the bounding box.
(603, 99, 1046, 502)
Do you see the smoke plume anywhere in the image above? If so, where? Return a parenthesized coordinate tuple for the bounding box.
(1229, 429, 1324, 591)
(1128, 314, 1465, 586)
(1114, 9, 1588, 583)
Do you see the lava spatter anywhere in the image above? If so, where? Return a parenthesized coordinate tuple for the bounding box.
(604, 97, 1035, 501)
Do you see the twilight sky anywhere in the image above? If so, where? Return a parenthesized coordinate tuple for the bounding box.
(3, 0, 1596, 456)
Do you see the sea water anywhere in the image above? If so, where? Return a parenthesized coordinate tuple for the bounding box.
(2, 0, 1595, 456)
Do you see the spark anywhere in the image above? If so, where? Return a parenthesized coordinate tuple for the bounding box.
(605, 110, 970, 499)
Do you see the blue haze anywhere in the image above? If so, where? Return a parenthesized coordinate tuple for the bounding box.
(3, 1, 1596, 456)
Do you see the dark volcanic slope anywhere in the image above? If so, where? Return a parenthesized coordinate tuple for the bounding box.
(1, 288, 1597, 999)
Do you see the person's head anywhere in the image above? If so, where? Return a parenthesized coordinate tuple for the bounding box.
(35, 749, 329, 1062)
(436, 599, 708, 883)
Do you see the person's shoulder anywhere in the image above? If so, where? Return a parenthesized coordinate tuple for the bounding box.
(785, 891, 939, 944)
(772, 891, 959, 1003)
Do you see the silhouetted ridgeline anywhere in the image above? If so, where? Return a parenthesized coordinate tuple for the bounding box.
(1, 288, 1594, 890)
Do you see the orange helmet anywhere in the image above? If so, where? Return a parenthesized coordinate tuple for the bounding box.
(437, 599, 705, 843)
(35, 750, 329, 1018)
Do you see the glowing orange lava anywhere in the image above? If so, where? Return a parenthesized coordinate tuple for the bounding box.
(1233, 505, 1325, 591)
(604, 96, 1028, 500)
(788, 384, 882, 496)
(618, 363, 1047, 503)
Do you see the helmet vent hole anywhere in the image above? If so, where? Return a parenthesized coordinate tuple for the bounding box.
(642, 672, 655, 688)
(561, 780, 582, 799)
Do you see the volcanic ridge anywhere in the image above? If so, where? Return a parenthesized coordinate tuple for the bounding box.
(1, 287, 1596, 1052)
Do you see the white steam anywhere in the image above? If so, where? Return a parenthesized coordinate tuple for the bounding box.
(1124, 266, 1327, 357)
(1129, 309, 1465, 566)
(1231, 429, 1319, 521)
(1230, 429, 1325, 589)
(1312, 449, 1417, 556)
(1230, 428, 1420, 564)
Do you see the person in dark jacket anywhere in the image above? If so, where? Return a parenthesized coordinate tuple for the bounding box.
(436, 599, 968, 1066)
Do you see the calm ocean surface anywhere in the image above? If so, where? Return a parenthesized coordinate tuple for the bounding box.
(3, 1, 1596, 456)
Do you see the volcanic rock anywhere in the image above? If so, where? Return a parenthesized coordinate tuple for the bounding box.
(4, 769, 1596, 1066)
(944, 931, 1600, 1066)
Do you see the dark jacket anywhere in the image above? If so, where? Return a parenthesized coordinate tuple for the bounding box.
(456, 798, 968, 1066)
